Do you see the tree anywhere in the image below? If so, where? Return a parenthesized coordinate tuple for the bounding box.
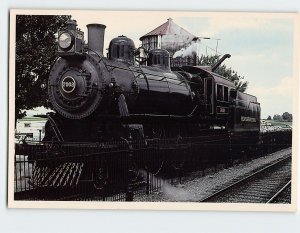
(282, 112, 292, 122)
(273, 114, 283, 121)
(15, 15, 70, 119)
(267, 115, 272, 120)
(198, 55, 248, 92)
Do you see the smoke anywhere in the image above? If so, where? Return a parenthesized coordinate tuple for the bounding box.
(138, 169, 196, 202)
(161, 183, 196, 202)
(173, 41, 198, 58)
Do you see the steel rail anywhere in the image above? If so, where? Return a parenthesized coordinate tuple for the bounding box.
(200, 154, 291, 202)
(266, 180, 291, 203)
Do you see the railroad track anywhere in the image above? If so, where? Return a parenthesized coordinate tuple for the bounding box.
(267, 180, 291, 203)
(200, 155, 292, 203)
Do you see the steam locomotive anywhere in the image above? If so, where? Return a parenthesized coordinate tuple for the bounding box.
(45, 20, 261, 143)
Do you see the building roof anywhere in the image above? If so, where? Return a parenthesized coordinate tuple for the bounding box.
(139, 18, 196, 40)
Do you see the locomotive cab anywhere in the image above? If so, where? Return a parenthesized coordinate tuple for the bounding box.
(195, 70, 234, 125)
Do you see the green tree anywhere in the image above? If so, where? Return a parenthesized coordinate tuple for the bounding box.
(15, 15, 70, 119)
(267, 115, 272, 120)
(282, 112, 292, 122)
(273, 114, 283, 121)
(198, 55, 248, 92)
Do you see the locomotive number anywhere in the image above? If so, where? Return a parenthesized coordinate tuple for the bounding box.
(63, 82, 75, 87)
(216, 106, 228, 114)
(61, 76, 76, 93)
(220, 108, 226, 113)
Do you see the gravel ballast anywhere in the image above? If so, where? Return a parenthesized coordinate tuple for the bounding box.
(133, 148, 292, 202)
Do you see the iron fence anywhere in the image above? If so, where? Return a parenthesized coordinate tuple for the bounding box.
(14, 130, 292, 201)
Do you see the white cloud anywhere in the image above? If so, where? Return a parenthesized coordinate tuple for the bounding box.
(199, 17, 290, 37)
(248, 76, 294, 118)
(250, 76, 294, 96)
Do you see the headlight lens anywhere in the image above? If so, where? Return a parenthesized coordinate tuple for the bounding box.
(58, 32, 72, 49)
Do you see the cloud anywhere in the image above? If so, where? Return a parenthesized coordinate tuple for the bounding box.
(250, 76, 294, 96)
(247, 76, 294, 118)
(198, 17, 291, 37)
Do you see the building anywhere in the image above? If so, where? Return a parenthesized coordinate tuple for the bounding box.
(15, 117, 47, 142)
(139, 18, 198, 57)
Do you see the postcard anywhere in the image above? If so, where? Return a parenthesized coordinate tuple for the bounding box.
(8, 9, 299, 211)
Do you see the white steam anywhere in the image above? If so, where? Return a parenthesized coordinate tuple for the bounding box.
(138, 169, 196, 202)
(173, 41, 198, 58)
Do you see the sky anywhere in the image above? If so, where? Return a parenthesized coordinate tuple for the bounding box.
(70, 11, 297, 119)
(29, 11, 297, 119)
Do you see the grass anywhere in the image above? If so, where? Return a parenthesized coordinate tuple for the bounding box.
(18, 117, 47, 122)
(263, 120, 292, 128)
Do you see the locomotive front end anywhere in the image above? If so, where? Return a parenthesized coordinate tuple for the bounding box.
(49, 20, 108, 119)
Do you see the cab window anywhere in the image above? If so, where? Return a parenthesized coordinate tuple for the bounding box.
(217, 84, 223, 101)
(217, 84, 229, 102)
(224, 86, 229, 102)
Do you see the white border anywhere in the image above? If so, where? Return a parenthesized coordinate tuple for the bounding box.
(8, 9, 299, 212)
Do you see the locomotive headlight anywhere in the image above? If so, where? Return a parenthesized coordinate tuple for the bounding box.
(58, 32, 73, 49)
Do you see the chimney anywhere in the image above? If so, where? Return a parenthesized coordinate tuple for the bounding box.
(87, 23, 106, 55)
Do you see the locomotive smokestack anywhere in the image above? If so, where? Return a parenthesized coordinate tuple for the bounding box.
(211, 54, 231, 72)
(87, 23, 106, 55)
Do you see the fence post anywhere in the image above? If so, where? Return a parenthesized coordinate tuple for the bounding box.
(228, 132, 233, 167)
(125, 138, 134, 201)
(267, 132, 270, 154)
(146, 170, 150, 195)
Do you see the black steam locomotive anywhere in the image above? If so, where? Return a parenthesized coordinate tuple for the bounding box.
(45, 20, 260, 143)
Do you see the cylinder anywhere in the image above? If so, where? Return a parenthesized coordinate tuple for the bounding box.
(87, 23, 106, 55)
